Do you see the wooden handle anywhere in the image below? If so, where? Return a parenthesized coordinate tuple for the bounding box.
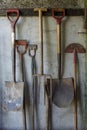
(34, 8, 47, 12)
(6, 9, 19, 82)
(34, 8, 47, 49)
(52, 9, 64, 78)
(52, 8, 65, 24)
(57, 24, 61, 78)
(73, 49, 78, 130)
(34, 8, 47, 75)
(6, 9, 19, 32)
(16, 40, 27, 55)
(57, 24, 61, 54)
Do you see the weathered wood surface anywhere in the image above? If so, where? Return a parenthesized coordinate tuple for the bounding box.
(0, 8, 84, 16)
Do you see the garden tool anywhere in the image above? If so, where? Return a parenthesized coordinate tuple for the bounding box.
(65, 43, 86, 130)
(28, 44, 37, 130)
(84, 6, 87, 129)
(77, 7, 87, 129)
(3, 9, 24, 111)
(85, 30, 87, 130)
(16, 40, 27, 130)
(33, 8, 52, 130)
(52, 8, 74, 108)
(29, 45, 37, 76)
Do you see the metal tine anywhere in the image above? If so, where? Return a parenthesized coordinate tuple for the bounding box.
(37, 76, 40, 104)
(33, 74, 52, 105)
(28, 44, 37, 130)
(47, 75, 52, 104)
(44, 76, 47, 105)
(43, 75, 52, 104)
(32, 75, 34, 130)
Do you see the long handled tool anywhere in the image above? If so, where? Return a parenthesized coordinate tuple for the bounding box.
(3, 9, 24, 111)
(52, 8, 74, 108)
(65, 43, 86, 130)
(28, 45, 37, 130)
(16, 40, 27, 130)
(84, 6, 87, 129)
(33, 8, 52, 130)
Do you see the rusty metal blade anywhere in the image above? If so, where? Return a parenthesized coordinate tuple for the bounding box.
(65, 43, 86, 53)
(52, 78, 74, 108)
(3, 81, 24, 111)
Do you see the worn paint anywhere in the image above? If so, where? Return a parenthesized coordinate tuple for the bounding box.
(3, 82, 24, 111)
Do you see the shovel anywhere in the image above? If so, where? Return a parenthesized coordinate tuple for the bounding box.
(65, 43, 86, 130)
(52, 8, 74, 108)
(3, 9, 24, 111)
(16, 40, 27, 130)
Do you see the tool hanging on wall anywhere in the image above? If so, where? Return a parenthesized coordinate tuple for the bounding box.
(3, 9, 24, 111)
(28, 44, 37, 130)
(52, 8, 74, 108)
(84, 5, 87, 129)
(33, 8, 52, 130)
(29, 45, 37, 76)
(78, 6, 87, 129)
(65, 43, 86, 130)
(16, 40, 27, 130)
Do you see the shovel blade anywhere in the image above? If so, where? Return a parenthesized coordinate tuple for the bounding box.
(52, 78, 74, 108)
(3, 81, 24, 111)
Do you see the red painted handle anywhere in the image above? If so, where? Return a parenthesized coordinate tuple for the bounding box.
(16, 41, 27, 55)
(6, 9, 19, 30)
(52, 8, 65, 24)
(74, 49, 77, 64)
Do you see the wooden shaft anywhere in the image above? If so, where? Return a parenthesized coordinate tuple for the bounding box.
(34, 8, 47, 75)
(12, 31, 16, 82)
(57, 24, 61, 54)
(39, 10, 43, 75)
(7, 9, 19, 82)
(56, 24, 61, 79)
(32, 77, 34, 130)
(74, 49, 78, 130)
(22, 58, 26, 130)
(46, 92, 49, 130)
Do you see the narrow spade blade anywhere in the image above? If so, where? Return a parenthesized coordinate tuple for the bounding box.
(52, 78, 74, 108)
(3, 81, 24, 111)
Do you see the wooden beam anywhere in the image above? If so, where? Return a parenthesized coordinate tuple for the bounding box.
(0, 9, 84, 16)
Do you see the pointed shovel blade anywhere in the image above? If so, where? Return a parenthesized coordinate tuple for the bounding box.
(3, 81, 24, 111)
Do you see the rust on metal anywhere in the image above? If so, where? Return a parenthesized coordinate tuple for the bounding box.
(15, 40, 28, 55)
(65, 43, 86, 130)
(3, 82, 24, 111)
(16, 40, 27, 46)
(65, 43, 86, 53)
(47, 78, 74, 107)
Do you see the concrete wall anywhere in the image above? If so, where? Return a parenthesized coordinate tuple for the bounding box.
(0, 16, 86, 130)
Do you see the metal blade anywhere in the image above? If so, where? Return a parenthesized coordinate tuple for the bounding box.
(52, 78, 74, 108)
(3, 81, 24, 111)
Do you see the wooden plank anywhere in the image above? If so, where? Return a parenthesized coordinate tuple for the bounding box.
(0, 9, 85, 16)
